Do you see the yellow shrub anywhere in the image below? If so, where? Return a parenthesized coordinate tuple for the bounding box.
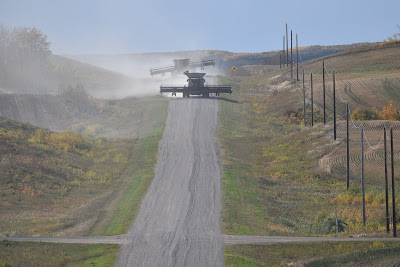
(29, 129, 86, 152)
(351, 107, 365, 120)
(0, 129, 22, 142)
(379, 101, 399, 120)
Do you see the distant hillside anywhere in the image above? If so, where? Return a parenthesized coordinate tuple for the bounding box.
(0, 25, 146, 98)
(296, 41, 400, 111)
(65, 43, 377, 77)
(0, 87, 168, 138)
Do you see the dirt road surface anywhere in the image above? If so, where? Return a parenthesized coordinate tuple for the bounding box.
(115, 98, 223, 266)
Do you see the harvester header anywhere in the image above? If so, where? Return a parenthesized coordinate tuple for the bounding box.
(150, 58, 215, 77)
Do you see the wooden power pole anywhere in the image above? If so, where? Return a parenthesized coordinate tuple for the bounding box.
(290, 30, 293, 79)
(296, 33, 299, 81)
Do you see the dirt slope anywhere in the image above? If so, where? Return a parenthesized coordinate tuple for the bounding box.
(116, 98, 223, 266)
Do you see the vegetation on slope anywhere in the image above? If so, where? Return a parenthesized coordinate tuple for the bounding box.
(0, 94, 168, 237)
(0, 86, 168, 138)
(218, 43, 400, 237)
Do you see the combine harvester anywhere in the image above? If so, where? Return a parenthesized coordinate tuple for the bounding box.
(150, 58, 215, 77)
(160, 71, 232, 98)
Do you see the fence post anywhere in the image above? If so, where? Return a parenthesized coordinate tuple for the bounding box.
(333, 70, 337, 140)
(323, 60, 326, 124)
(303, 68, 306, 127)
(346, 103, 350, 190)
(384, 127, 390, 233)
(361, 125, 366, 227)
(311, 72, 314, 126)
(391, 127, 397, 237)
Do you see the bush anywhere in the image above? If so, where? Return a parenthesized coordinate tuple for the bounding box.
(378, 101, 399, 120)
(29, 129, 88, 152)
(315, 213, 347, 234)
(351, 107, 374, 120)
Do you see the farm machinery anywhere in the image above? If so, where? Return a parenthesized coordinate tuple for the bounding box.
(160, 71, 232, 98)
(150, 58, 215, 77)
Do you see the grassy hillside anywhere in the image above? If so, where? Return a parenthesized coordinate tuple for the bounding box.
(49, 55, 136, 98)
(218, 42, 400, 238)
(0, 94, 168, 237)
(0, 87, 168, 138)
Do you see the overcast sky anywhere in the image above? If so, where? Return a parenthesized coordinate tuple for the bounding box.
(0, 0, 399, 55)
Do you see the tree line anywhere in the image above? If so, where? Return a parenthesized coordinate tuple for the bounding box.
(0, 25, 51, 69)
(0, 25, 52, 92)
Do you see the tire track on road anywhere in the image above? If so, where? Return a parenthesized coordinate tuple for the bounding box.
(115, 98, 223, 267)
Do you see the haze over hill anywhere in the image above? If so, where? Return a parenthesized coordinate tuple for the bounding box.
(64, 42, 376, 78)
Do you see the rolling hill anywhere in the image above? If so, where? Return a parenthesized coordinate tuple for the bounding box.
(218, 41, 400, 238)
(64, 43, 375, 77)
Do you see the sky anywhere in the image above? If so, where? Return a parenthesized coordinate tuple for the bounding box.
(0, 0, 399, 55)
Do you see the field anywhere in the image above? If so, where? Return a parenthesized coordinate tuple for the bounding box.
(0, 241, 119, 267)
(218, 42, 400, 239)
(0, 96, 168, 238)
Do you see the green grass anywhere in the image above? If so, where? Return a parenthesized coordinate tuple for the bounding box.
(0, 241, 119, 267)
(218, 77, 340, 236)
(307, 246, 400, 266)
(91, 132, 164, 236)
(225, 241, 400, 267)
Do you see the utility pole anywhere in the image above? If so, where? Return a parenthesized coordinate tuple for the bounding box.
(280, 54, 281, 69)
(333, 70, 337, 140)
(361, 125, 366, 227)
(346, 103, 350, 190)
(286, 23, 288, 67)
(283, 36, 285, 67)
(303, 68, 306, 127)
(291, 30, 293, 79)
(384, 127, 390, 233)
(296, 33, 299, 81)
(335, 208, 339, 237)
(391, 127, 397, 237)
(323, 60, 326, 124)
(311, 72, 314, 126)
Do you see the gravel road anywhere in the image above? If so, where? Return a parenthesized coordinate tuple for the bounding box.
(115, 98, 224, 266)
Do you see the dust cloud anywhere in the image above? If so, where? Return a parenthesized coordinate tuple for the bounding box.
(66, 53, 222, 99)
